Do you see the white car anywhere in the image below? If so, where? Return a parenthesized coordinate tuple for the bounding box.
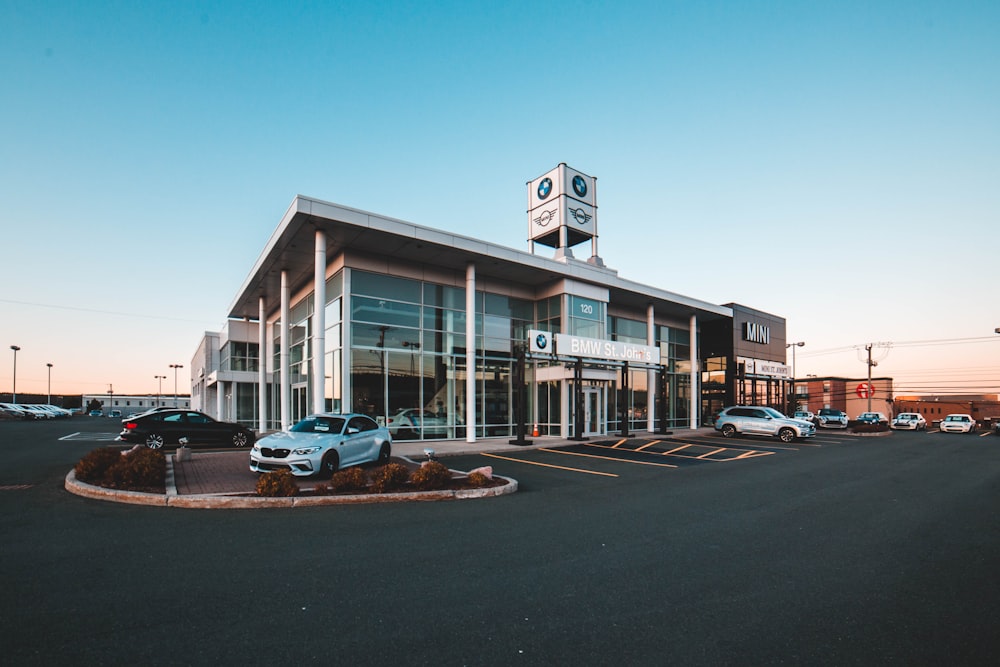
(386, 408, 448, 439)
(891, 413, 926, 430)
(793, 411, 815, 423)
(250, 413, 392, 477)
(939, 414, 976, 433)
(815, 408, 848, 429)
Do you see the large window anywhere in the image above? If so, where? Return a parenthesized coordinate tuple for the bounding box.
(221, 342, 259, 372)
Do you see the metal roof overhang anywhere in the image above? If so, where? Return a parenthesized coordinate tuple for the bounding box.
(227, 195, 732, 325)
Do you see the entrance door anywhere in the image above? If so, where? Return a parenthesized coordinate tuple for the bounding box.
(582, 387, 603, 437)
(292, 385, 309, 424)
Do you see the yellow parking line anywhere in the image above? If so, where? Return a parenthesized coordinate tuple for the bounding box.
(557, 447, 678, 468)
(734, 450, 774, 459)
(481, 452, 618, 477)
(696, 447, 727, 459)
(636, 440, 661, 451)
(660, 444, 694, 455)
(610, 439, 628, 448)
(978, 431, 992, 438)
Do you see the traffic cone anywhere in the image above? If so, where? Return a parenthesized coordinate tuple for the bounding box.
(532, 423, 539, 437)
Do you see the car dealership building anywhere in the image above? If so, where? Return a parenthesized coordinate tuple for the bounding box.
(192, 165, 794, 440)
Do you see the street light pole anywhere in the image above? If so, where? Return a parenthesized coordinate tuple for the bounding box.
(154, 375, 166, 407)
(786, 341, 804, 414)
(46, 363, 53, 405)
(10, 345, 20, 404)
(169, 364, 183, 406)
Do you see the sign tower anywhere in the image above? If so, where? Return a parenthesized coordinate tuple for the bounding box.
(527, 164, 603, 265)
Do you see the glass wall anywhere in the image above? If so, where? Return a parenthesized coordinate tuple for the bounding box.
(344, 270, 531, 440)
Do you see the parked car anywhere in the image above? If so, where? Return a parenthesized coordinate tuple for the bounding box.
(386, 408, 448, 439)
(0, 403, 29, 420)
(815, 408, 848, 429)
(119, 409, 255, 449)
(89, 410, 104, 417)
(891, 413, 927, 430)
(856, 412, 889, 425)
(793, 410, 815, 423)
(714, 406, 816, 443)
(939, 414, 976, 433)
(250, 413, 392, 477)
(18, 405, 53, 419)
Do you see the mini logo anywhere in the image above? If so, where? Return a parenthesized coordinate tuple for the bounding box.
(533, 209, 557, 227)
(535, 333, 548, 350)
(572, 175, 587, 197)
(569, 208, 592, 225)
(537, 177, 552, 200)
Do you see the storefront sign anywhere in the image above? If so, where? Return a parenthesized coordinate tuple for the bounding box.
(529, 330, 660, 364)
(737, 356, 790, 379)
(743, 321, 770, 345)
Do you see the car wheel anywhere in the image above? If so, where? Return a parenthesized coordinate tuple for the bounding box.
(721, 424, 736, 438)
(231, 430, 251, 448)
(778, 428, 796, 443)
(145, 434, 165, 449)
(319, 451, 339, 477)
(378, 442, 391, 465)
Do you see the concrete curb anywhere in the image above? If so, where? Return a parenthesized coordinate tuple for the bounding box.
(65, 469, 518, 509)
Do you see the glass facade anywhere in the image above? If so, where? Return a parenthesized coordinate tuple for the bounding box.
(243, 268, 706, 437)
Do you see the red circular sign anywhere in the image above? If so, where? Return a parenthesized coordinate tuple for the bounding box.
(856, 382, 874, 399)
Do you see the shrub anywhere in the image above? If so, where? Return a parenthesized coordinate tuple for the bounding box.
(330, 466, 369, 493)
(852, 422, 888, 434)
(256, 470, 300, 497)
(369, 463, 410, 493)
(107, 448, 166, 489)
(410, 460, 453, 490)
(466, 471, 490, 488)
(74, 447, 123, 484)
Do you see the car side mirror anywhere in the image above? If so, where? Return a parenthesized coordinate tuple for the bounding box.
(347, 427, 359, 435)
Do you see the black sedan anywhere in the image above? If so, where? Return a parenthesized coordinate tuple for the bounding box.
(119, 410, 255, 449)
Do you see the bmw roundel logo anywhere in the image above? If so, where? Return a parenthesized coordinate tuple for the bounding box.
(537, 177, 552, 200)
(535, 333, 548, 350)
(572, 175, 587, 197)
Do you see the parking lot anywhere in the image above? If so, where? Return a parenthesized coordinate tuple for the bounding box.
(3, 418, 1000, 665)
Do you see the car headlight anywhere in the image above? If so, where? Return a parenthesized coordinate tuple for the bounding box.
(252, 444, 260, 452)
(293, 446, 323, 455)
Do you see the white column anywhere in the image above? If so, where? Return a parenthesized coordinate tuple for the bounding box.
(647, 303, 655, 432)
(280, 270, 291, 431)
(313, 229, 327, 415)
(216, 381, 224, 421)
(258, 296, 267, 433)
(689, 314, 698, 430)
(465, 262, 476, 443)
(342, 269, 352, 414)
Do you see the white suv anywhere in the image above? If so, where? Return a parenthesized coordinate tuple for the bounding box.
(714, 406, 816, 443)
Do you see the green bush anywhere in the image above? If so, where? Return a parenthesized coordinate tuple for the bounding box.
(256, 470, 300, 497)
(74, 447, 123, 484)
(330, 466, 369, 492)
(410, 461, 453, 490)
(369, 462, 410, 493)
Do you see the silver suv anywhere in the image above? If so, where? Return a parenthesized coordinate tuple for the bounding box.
(714, 406, 817, 443)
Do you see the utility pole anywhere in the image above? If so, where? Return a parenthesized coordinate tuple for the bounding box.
(858, 343, 890, 413)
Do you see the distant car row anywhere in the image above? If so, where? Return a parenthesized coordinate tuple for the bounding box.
(782, 408, 990, 434)
(0, 403, 75, 420)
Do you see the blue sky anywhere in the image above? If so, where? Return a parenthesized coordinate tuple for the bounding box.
(2, 1, 998, 397)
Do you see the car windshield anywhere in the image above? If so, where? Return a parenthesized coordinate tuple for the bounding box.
(762, 407, 786, 419)
(290, 416, 346, 433)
